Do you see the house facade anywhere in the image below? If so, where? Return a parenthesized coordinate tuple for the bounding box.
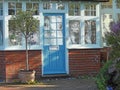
(0, 0, 109, 82)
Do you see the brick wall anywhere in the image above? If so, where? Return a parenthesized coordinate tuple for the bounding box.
(0, 51, 5, 81)
(4, 50, 42, 82)
(0, 49, 104, 82)
(69, 49, 101, 77)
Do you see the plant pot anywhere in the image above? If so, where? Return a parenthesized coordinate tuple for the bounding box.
(18, 70, 36, 83)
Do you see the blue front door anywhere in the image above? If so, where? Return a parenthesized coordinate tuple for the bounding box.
(43, 13, 66, 75)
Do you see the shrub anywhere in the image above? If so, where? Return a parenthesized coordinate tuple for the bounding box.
(95, 60, 112, 90)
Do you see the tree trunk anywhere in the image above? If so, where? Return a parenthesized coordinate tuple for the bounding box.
(25, 36, 29, 70)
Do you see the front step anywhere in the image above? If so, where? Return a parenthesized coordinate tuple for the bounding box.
(42, 74, 69, 78)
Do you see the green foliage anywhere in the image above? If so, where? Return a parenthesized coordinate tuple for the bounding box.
(105, 22, 120, 59)
(9, 10, 39, 38)
(95, 60, 112, 90)
(9, 10, 39, 70)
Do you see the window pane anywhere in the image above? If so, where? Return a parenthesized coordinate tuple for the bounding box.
(28, 31, 40, 45)
(69, 3, 80, 16)
(16, 3, 22, 8)
(118, 13, 120, 21)
(8, 2, 22, 15)
(0, 20, 3, 45)
(56, 2, 65, 10)
(85, 20, 96, 44)
(85, 4, 96, 16)
(8, 2, 15, 8)
(26, 3, 39, 15)
(9, 20, 22, 46)
(69, 20, 80, 44)
(43, 2, 52, 10)
(101, 0, 112, 9)
(26, 3, 32, 9)
(116, 0, 120, 8)
(0, 3, 3, 15)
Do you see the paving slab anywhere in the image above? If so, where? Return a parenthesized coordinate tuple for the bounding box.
(0, 78, 98, 90)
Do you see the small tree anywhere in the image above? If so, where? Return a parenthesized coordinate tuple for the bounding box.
(9, 10, 39, 71)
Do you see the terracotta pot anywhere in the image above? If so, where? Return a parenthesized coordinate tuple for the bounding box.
(18, 70, 35, 83)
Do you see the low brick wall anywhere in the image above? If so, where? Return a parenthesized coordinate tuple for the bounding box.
(4, 50, 42, 82)
(69, 49, 101, 76)
(0, 49, 106, 82)
(0, 51, 5, 81)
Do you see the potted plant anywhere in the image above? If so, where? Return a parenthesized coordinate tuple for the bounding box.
(9, 10, 39, 83)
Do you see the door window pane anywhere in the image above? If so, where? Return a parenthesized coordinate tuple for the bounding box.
(85, 20, 96, 44)
(0, 20, 3, 45)
(69, 20, 80, 44)
(51, 23, 56, 30)
(58, 39, 63, 45)
(44, 16, 50, 30)
(57, 23, 62, 30)
(57, 31, 62, 38)
(57, 16, 62, 22)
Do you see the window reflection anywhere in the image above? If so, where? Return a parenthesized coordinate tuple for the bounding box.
(85, 20, 96, 44)
(69, 20, 80, 44)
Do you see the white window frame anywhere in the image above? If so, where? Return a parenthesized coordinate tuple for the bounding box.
(4, 1, 41, 50)
(67, 2, 101, 49)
